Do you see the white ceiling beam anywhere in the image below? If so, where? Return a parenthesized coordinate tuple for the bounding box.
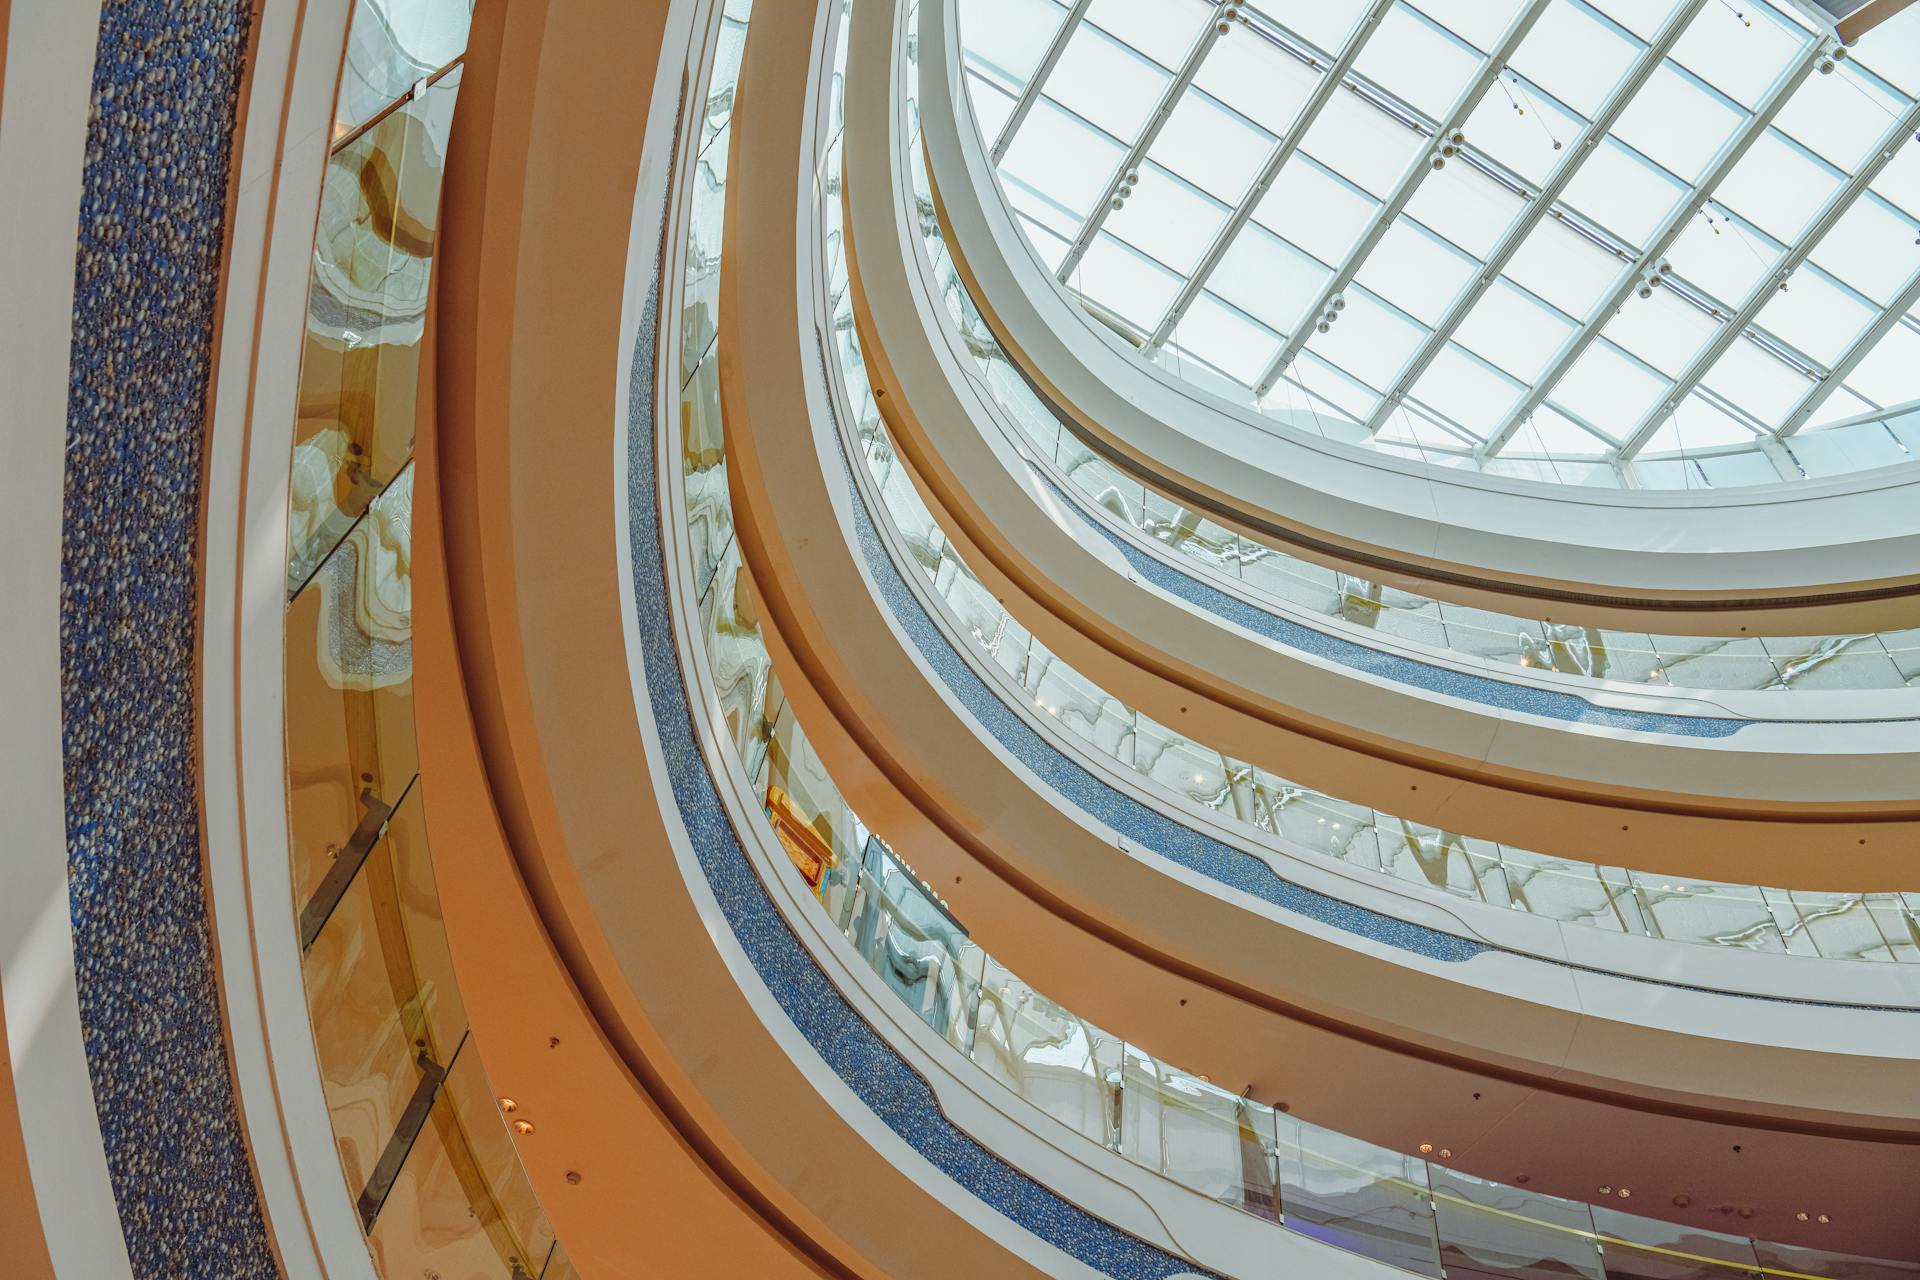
(1477, 30, 1832, 459)
(988, 0, 1094, 163)
(1615, 94, 1920, 459)
(1359, 0, 1707, 438)
(1249, 0, 1554, 398)
(1142, 0, 1396, 353)
(1053, 6, 1226, 281)
(1777, 263, 1920, 437)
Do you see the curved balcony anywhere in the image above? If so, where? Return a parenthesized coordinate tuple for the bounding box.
(701, 0, 1920, 1255)
(827, 0, 1920, 958)
(9, 0, 1917, 1274)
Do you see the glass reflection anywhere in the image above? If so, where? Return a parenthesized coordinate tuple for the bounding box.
(282, 2, 568, 1271)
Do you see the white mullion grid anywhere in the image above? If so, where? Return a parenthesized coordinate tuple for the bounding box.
(989, 0, 1094, 163)
(1250, 0, 1554, 398)
(1614, 96, 1920, 459)
(1053, 6, 1225, 282)
(1359, 0, 1708, 438)
(1777, 264, 1920, 437)
(1646, 238, 1838, 382)
(1477, 29, 1833, 459)
(1142, 0, 1396, 353)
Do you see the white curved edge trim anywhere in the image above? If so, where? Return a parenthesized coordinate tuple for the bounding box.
(199, 0, 383, 1274)
(0, 1, 136, 1273)
(917, 0, 1920, 606)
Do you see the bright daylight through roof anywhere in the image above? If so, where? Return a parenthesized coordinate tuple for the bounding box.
(959, 0, 1920, 487)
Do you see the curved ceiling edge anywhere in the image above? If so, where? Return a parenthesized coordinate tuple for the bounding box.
(916, 0, 1920, 632)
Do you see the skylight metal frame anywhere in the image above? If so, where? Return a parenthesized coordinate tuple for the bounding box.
(1777, 264, 1920, 437)
(1051, 7, 1226, 281)
(1477, 27, 1833, 458)
(963, 0, 1920, 485)
(1359, 0, 1709, 439)
(1141, 0, 1397, 353)
(1249, 0, 1556, 398)
(988, 0, 1091, 163)
(1614, 95, 1920, 459)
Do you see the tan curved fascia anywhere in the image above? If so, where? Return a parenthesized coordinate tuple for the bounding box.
(839, 0, 1920, 884)
(716, 0, 1920, 1258)
(913, 0, 1920, 635)
(415, 0, 1109, 1275)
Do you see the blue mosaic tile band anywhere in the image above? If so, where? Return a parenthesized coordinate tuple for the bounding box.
(633, 314, 1221, 1277)
(58, 2, 277, 1276)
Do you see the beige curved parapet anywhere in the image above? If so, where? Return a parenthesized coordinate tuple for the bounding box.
(911, 0, 1920, 636)
(0, 0, 122, 1269)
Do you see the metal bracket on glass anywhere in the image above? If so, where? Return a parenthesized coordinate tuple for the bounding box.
(285, 469, 388, 602)
(298, 781, 403, 952)
(356, 1036, 460, 1233)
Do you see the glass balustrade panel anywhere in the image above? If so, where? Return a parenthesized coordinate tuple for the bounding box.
(1590, 1205, 1764, 1280)
(291, 77, 460, 592)
(1431, 1164, 1605, 1280)
(285, 471, 420, 912)
(335, 0, 472, 138)
(1278, 1115, 1443, 1277)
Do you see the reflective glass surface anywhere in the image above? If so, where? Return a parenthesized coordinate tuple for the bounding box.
(336, 0, 473, 138)
(290, 70, 460, 593)
(281, 2, 568, 1272)
(959, 0, 1920, 486)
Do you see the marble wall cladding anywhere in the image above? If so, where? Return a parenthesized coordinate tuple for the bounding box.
(59, 1, 278, 1274)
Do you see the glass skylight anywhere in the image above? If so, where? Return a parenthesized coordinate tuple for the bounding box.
(958, 0, 1920, 487)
